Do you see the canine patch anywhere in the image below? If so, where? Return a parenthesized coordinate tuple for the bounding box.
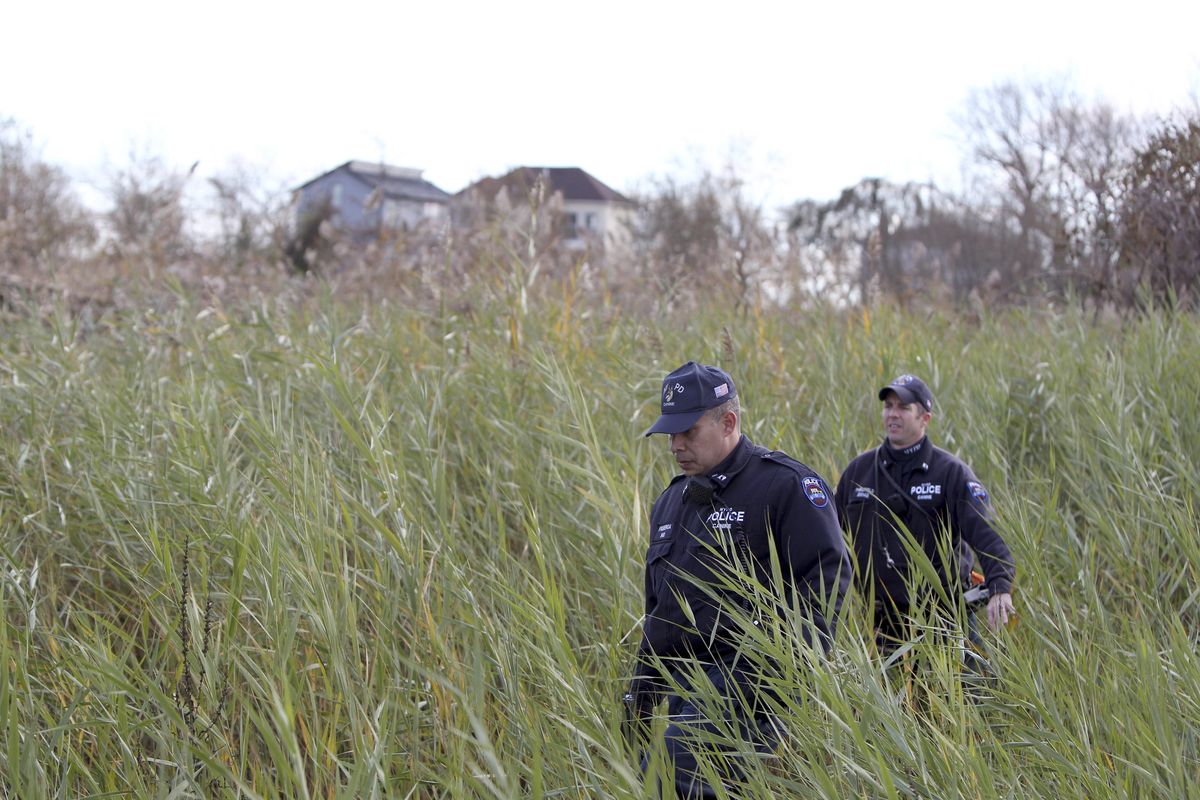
(803, 476, 829, 508)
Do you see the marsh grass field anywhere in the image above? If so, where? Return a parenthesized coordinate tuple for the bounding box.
(1, 292, 1198, 798)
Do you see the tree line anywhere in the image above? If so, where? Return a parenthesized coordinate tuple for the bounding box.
(2, 78, 1198, 315)
(787, 80, 1200, 311)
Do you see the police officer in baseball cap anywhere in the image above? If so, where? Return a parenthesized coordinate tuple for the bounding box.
(629, 361, 850, 795)
(834, 373, 1016, 656)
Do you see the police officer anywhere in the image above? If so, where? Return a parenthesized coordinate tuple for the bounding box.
(834, 374, 1016, 653)
(628, 361, 850, 798)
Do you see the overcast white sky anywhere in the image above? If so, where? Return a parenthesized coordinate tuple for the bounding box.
(5, 0, 1199, 211)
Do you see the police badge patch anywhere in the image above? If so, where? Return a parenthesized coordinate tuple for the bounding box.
(967, 480, 989, 504)
(803, 476, 829, 508)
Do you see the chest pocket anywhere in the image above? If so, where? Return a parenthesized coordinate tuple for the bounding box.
(648, 511, 744, 597)
(845, 492, 911, 580)
(845, 491, 907, 533)
(645, 540, 673, 600)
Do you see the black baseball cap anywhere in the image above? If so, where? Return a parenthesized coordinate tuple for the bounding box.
(643, 361, 737, 437)
(879, 374, 934, 412)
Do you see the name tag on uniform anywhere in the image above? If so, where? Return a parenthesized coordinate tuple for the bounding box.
(655, 523, 673, 541)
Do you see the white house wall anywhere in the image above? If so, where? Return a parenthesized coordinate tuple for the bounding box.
(383, 199, 448, 231)
(562, 199, 634, 251)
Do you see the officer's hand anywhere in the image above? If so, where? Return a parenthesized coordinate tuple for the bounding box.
(986, 592, 1015, 630)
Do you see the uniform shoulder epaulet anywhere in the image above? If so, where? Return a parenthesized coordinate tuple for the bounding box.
(930, 445, 971, 475)
(759, 449, 818, 478)
(929, 443, 964, 463)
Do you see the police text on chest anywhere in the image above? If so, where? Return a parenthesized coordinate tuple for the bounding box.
(910, 482, 942, 501)
(705, 507, 746, 529)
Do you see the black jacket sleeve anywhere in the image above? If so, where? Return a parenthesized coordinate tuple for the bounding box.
(951, 464, 1015, 595)
(630, 491, 668, 704)
(771, 469, 852, 650)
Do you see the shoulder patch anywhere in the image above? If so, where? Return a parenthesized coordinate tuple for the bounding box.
(966, 480, 989, 504)
(802, 476, 830, 508)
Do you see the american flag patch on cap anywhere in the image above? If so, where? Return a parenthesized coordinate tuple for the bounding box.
(714, 383, 728, 398)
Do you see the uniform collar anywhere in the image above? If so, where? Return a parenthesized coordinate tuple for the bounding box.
(878, 436, 932, 472)
(706, 435, 754, 489)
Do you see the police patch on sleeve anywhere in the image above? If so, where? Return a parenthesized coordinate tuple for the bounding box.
(967, 480, 989, 504)
(802, 476, 830, 508)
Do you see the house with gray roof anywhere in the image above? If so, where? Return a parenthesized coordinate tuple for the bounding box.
(293, 160, 451, 239)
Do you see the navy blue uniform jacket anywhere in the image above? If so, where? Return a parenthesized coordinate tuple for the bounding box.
(632, 436, 851, 701)
(834, 436, 1015, 607)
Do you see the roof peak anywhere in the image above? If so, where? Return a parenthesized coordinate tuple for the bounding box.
(464, 165, 630, 204)
(346, 160, 423, 180)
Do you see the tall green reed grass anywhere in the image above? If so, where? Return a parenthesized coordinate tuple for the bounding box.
(0, 294, 1197, 797)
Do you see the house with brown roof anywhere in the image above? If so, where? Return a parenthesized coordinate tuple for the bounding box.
(455, 166, 635, 251)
